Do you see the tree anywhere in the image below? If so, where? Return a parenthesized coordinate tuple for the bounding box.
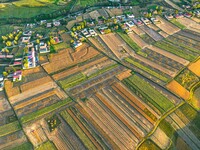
(175, 9, 179, 14)
(36, 39, 40, 44)
(24, 47, 28, 54)
(3, 71, 8, 77)
(6, 41, 12, 47)
(50, 38, 56, 45)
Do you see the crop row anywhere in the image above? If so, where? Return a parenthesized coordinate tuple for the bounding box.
(20, 98, 72, 123)
(123, 75, 174, 114)
(60, 110, 97, 150)
(0, 121, 21, 137)
(124, 57, 169, 82)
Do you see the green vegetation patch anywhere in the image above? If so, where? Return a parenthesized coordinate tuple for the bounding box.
(154, 41, 196, 61)
(60, 110, 96, 150)
(10, 142, 33, 150)
(46, 115, 61, 132)
(139, 139, 161, 150)
(0, 121, 21, 137)
(123, 75, 174, 114)
(170, 18, 186, 30)
(159, 119, 175, 138)
(35, 141, 57, 150)
(175, 69, 199, 91)
(53, 42, 70, 51)
(59, 72, 87, 89)
(125, 57, 169, 82)
(21, 98, 72, 123)
(117, 32, 141, 52)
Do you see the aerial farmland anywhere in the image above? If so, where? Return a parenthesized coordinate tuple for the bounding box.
(0, 0, 200, 150)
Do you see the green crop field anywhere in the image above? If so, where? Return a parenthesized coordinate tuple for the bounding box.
(123, 75, 174, 114)
(59, 73, 87, 90)
(170, 18, 186, 30)
(117, 32, 141, 52)
(11, 142, 33, 150)
(60, 110, 96, 150)
(125, 57, 169, 82)
(36, 141, 57, 150)
(139, 139, 161, 150)
(154, 41, 196, 61)
(0, 121, 21, 137)
(20, 98, 72, 123)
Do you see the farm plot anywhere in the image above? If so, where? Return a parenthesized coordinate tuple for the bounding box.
(43, 48, 73, 74)
(158, 31, 169, 38)
(154, 40, 197, 61)
(150, 127, 170, 149)
(131, 26, 145, 35)
(139, 139, 160, 150)
(139, 25, 163, 41)
(188, 59, 200, 77)
(177, 17, 200, 33)
(35, 141, 56, 150)
(5, 81, 20, 99)
(140, 33, 155, 44)
(99, 33, 129, 59)
(166, 35, 200, 54)
(116, 69, 132, 81)
(148, 45, 189, 66)
(78, 97, 138, 149)
(24, 125, 47, 147)
(191, 87, 200, 110)
(155, 16, 180, 35)
(105, 8, 123, 16)
(0, 130, 27, 150)
(112, 82, 158, 121)
(128, 32, 148, 49)
(125, 58, 168, 82)
(147, 24, 160, 31)
(52, 57, 108, 81)
(166, 80, 190, 100)
(20, 98, 72, 124)
(39, 55, 49, 65)
(123, 74, 174, 114)
(175, 69, 199, 91)
(177, 30, 200, 42)
(0, 121, 21, 137)
(60, 110, 97, 150)
(142, 48, 184, 72)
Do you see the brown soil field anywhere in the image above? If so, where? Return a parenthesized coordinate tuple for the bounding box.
(14, 90, 55, 110)
(61, 32, 72, 43)
(89, 10, 101, 20)
(176, 137, 192, 150)
(159, 31, 169, 38)
(76, 103, 119, 149)
(167, 80, 190, 100)
(20, 76, 53, 92)
(131, 26, 145, 35)
(88, 38, 104, 51)
(99, 33, 129, 59)
(177, 18, 200, 33)
(95, 93, 141, 141)
(148, 45, 189, 66)
(112, 83, 156, 124)
(128, 32, 148, 48)
(43, 48, 73, 74)
(22, 67, 43, 76)
(188, 59, 200, 77)
(150, 127, 170, 149)
(116, 69, 132, 81)
(39, 56, 49, 65)
(67, 109, 101, 149)
(105, 8, 123, 17)
(191, 17, 200, 23)
(147, 24, 160, 31)
(156, 16, 180, 35)
(5, 81, 20, 98)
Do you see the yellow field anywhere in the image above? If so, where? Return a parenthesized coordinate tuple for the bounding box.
(188, 59, 200, 77)
(12, 0, 52, 7)
(167, 80, 190, 100)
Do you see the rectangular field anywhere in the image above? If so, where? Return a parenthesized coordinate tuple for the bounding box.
(188, 59, 200, 77)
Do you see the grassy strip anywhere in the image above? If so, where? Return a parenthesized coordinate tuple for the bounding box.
(125, 57, 168, 82)
(88, 64, 118, 79)
(0, 121, 21, 137)
(36, 141, 57, 150)
(59, 64, 118, 90)
(170, 18, 186, 30)
(139, 139, 161, 150)
(124, 75, 174, 113)
(165, 38, 199, 54)
(59, 73, 87, 89)
(60, 110, 96, 150)
(11, 142, 33, 150)
(154, 41, 196, 61)
(20, 98, 72, 124)
(117, 32, 141, 52)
